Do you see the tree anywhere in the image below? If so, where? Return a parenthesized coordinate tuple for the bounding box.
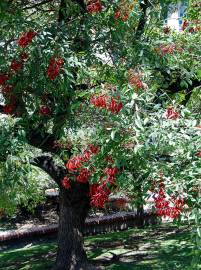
(0, 1, 200, 270)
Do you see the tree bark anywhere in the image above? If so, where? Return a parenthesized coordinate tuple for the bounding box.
(52, 184, 99, 270)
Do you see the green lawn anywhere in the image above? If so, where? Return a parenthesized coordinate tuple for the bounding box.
(0, 224, 200, 270)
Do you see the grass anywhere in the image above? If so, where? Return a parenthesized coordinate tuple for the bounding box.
(0, 224, 200, 270)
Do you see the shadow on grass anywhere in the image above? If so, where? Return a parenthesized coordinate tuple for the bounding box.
(0, 224, 200, 270)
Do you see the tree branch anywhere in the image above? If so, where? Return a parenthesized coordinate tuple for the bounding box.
(31, 155, 67, 185)
(135, 0, 150, 39)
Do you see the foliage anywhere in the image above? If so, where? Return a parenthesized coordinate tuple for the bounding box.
(0, 0, 200, 265)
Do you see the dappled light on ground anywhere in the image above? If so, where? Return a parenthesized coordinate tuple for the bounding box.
(0, 224, 200, 270)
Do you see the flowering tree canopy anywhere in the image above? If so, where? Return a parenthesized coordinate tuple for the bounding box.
(0, 0, 200, 269)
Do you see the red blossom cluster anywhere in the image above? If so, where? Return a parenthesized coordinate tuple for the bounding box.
(17, 30, 37, 48)
(114, 1, 135, 22)
(90, 95, 107, 109)
(128, 70, 144, 90)
(89, 184, 100, 197)
(182, 20, 189, 31)
(66, 144, 99, 172)
(3, 98, 16, 114)
(2, 85, 13, 94)
(163, 26, 171, 34)
(104, 167, 118, 184)
(155, 44, 176, 56)
(86, 0, 102, 13)
(153, 183, 184, 219)
(62, 176, 71, 189)
(20, 52, 29, 62)
(10, 59, 23, 72)
(90, 166, 119, 208)
(90, 95, 123, 114)
(164, 107, 179, 120)
(114, 9, 129, 21)
(47, 56, 63, 80)
(90, 182, 111, 208)
(76, 168, 92, 183)
(0, 74, 9, 85)
(181, 20, 200, 33)
(195, 150, 201, 158)
(39, 105, 51, 116)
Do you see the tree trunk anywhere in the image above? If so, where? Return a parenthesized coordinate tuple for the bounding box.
(52, 184, 99, 270)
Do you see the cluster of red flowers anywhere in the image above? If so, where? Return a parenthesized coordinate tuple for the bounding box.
(2, 85, 13, 94)
(90, 166, 119, 208)
(0, 74, 9, 85)
(164, 107, 179, 120)
(195, 150, 201, 158)
(17, 30, 37, 48)
(153, 183, 184, 219)
(182, 20, 189, 31)
(104, 167, 118, 184)
(39, 105, 51, 116)
(163, 26, 171, 34)
(114, 0, 135, 22)
(20, 52, 29, 62)
(62, 176, 71, 189)
(66, 144, 98, 172)
(76, 168, 92, 183)
(90, 181, 111, 208)
(63, 144, 99, 189)
(128, 70, 144, 90)
(10, 59, 23, 73)
(86, 0, 102, 13)
(2, 94, 16, 114)
(155, 44, 176, 56)
(90, 95, 123, 114)
(181, 20, 201, 33)
(114, 9, 129, 22)
(47, 56, 63, 80)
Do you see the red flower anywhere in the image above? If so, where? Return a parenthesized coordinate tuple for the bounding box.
(153, 183, 184, 219)
(114, 9, 121, 20)
(81, 150, 92, 162)
(66, 156, 82, 171)
(181, 20, 189, 31)
(104, 166, 118, 184)
(47, 56, 63, 80)
(39, 105, 51, 116)
(89, 184, 100, 197)
(121, 12, 129, 22)
(107, 97, 123, 114)
(10, 60, 23, 72)
(189, 27, 195, 33)
(104, 167, 118, 177)
(128, 70, 144, 90)
(3, 103, 16, 114)
(90, 95, 107, 109)
(88, 144, 99, 154)
(87, 0, 102, 13)
(163, 26, 170, 34)
(17, 31, 37, 48)
(2, 85, 13, 94)
(90, 182, 111, 208)
(195, 151, 201, 158)
(20, 52, 29, 62)
(164, 107, 179, 120)
(62, 176, 71, 189)
(105, 155, 114, 163)
(0, 74, 9, 85)
(76, 168, 91, 183)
